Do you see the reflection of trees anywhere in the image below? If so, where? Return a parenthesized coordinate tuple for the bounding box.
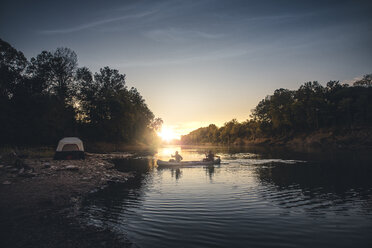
(254, 161, 372, 213)
(188, 145, 310, 162)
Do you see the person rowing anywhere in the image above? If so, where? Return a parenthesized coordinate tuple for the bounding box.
(204, 150, 219, 162)
(170, 151, 183, 162)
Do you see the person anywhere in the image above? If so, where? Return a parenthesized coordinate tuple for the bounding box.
(205, 150, 215, 162)
(171, 151, 183, 162)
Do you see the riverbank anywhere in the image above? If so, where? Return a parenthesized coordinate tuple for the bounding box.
(251, 127, 372, 149)
(182, 127, 372, 150)
(0, 152, 135, 247)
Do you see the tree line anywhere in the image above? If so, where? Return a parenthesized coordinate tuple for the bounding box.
(181, 76, 372, 145)
(0, 38, 162, 146)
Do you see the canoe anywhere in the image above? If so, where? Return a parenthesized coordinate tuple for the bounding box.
(157, 158, 221, 167)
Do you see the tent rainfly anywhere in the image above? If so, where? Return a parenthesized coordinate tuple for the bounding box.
(54, 137, 85, 160)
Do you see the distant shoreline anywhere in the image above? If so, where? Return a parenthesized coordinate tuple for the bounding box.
(180, 127, 372, 150)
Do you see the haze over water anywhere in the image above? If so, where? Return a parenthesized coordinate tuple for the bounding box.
(79, 146, 372, 248)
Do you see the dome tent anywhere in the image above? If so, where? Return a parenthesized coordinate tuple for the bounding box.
(54, 137, 85, 160)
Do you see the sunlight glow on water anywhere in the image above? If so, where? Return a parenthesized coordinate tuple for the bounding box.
(80, 146, 372, 248)
(156, 146, 182, 160)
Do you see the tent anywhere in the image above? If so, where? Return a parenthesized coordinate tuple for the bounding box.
(54, 137, 85, 160)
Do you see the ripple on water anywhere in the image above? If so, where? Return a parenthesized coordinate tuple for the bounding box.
(80, 150, 372, 248)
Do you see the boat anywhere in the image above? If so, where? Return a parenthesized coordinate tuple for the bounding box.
(157, 158, 221, 167)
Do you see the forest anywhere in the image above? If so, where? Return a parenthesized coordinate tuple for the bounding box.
(2, 37, 372, 148)
(181, 75, 372, 145)
(0, 38, 162, 146)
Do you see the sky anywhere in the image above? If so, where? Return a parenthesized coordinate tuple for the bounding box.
(1, 0, 372, 138)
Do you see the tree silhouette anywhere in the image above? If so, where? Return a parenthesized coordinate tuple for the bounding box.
(181, 79, 372, 145)
(0, 39, 160, 146)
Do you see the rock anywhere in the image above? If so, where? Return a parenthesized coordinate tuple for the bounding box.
(89, 189, 98, 194)
(58, 165, 79, 171)
(43, 162, 51, 168)
(65, 165, 79, 171)
(18, 168, 25, 174)
(19, 172, 37, 178)
(107, 176, 124, 183)
(9, 168, 19, 173)
(2, 180, 11, 185)
(14, 158, 24, 168)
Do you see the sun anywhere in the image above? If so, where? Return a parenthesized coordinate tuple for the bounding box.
(157, 126, 179, 142)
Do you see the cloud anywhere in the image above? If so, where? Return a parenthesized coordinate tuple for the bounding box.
(40, 10, 157, 34)
(245, 12, 315, 22)
(341, 76, 363, 85)
(144, 28, 224, 42)
(39, 0, 211, 35)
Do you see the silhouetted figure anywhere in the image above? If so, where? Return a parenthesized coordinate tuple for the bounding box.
(205, 150, 215, 162)
(171, 151, 183, 162)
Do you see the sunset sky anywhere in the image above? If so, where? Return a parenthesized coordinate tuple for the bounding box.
(1, 0, 372, 138)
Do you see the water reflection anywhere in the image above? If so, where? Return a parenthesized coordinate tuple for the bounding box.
(205, 165, 218, 180)
(80, 146, 372, 248)
(80, 158, 154, 229)
(254, 161, 372, 215)
(170, 168, 183, 181)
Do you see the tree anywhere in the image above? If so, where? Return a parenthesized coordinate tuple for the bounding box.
(28, 47, 77, 101)
(353, 74, 372, 87)
(182, 76, 372, 145)
(0, 38, 27, 99)
(0, 39, 160, 146)
(75, 66, 156, 142)
(150, 118, 163, 132)
(0, 39, 28, 143)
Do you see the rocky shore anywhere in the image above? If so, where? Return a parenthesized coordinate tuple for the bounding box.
(0, 152, 135, 247)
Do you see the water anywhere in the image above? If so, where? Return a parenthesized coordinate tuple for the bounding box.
(80, 146, 372, 248)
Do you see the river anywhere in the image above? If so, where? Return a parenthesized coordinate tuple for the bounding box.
(79, 145, 372, 248)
